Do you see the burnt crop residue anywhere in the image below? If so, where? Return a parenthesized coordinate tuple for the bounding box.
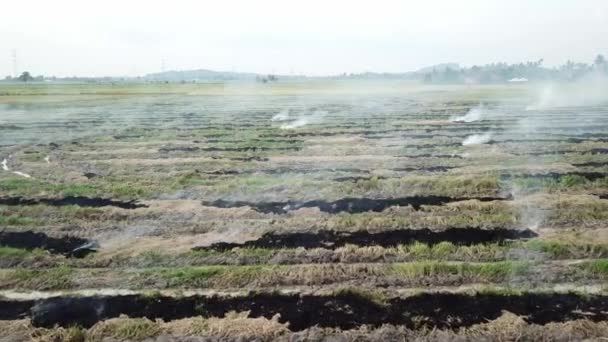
(19, 292, 608, 330)
(0, 231, 98, 258)
(519, 148, 608, 156)
(333, 176, 388, 182)
(159, 146, 301, 153)
(501, 172, 608, 182)
(202, 146, 301, 152)
(112, 134, 144, 140)
(194, 228, 537, 251)
(392, 166, 455, 172)
(210, 156, 269, 162)
(0, 196, 147, 209)
(202, 196, 510, 214)
(331, 168, 456, 179)
(402, 142, 462, 149)
(487, 138, 608, 145)
(0, 124, 24, 130)
(395, 154, 463, 159)
(200, 168, 385, 178)
(572, 161, 608, 167)
(0, 299, 34, 320)
(158, 146, 201, 152)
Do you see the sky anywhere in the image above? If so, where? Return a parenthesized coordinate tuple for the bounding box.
(1, 0, 608, 77)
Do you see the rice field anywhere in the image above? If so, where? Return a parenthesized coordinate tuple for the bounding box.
(1, 81, 608, 340)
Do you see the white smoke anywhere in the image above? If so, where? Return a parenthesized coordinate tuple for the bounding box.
(271, 109, 290, 122)
(450, 103, 485, 122)
(525, 84, 557, 110)
(462, 133, 493, 146)
(509, 185, 546, 231)
(12, 171, 32, 178)
(280, 110, 326, 130)
(521, 205, 545, 231)
(44, 155, 50, 164)
(2, 156, 32, 178)
(526, 73, 608, 110)
(280, 117, 311, 129)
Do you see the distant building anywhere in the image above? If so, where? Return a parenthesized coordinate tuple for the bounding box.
(508, 77, 529, 83)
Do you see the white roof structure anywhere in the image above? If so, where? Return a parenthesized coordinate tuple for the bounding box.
(508, 77, 529, 82)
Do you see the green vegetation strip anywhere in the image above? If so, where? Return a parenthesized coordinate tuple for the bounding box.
(5, 240, 608, 269)
(0, 246, 46, 259)
(507, 175, 608, 191)
(2, 260, 607, 291)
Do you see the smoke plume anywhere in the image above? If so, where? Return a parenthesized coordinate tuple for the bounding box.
(526, 73, 608, 110)
(271, 109, 290, 122)
(462, 133, 493, 146)
(450, 103, 485, 122)
(280, 110, 327, 130)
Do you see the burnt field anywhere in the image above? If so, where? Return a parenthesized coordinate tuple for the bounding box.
(2, 82, 608, 340)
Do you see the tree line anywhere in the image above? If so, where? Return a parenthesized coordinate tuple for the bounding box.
(423, 55, 608, 84)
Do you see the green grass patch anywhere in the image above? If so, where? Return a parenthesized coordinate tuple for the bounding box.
(474, 261, 529, 278)
(0, 214, 38, 225)
(560, 174, 587, 187)
(582, 259, 608, 276)
(4, 265, 73, 290)
(0, 175, 153, 199)
(507, 174, 590, 192)
(341, 174, 502, 197)
(112, 319, 160, 339)
(522, 240, 608, 259)
(0, 246, 45, 259)
(390, 261, 529, 280)
(171, 170, 205, 189)
(153, 266, 225, 287)
(60, 183, 98, 197)
(58, 206, 105, 219)
(103, 181, 152, 198)
(89, 318, 160, 341)
(0, 177, 55, 195)
(0, 177, 98, 197)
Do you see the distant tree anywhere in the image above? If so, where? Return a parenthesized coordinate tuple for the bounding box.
(594, 54, 606, 66)
(594, 54, 607, 73)
(256, 75, 269, 83)
(419, 57, 605, 84)
(17, 71, 34, 82)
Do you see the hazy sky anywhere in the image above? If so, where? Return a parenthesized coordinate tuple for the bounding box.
(2, 0, 608, 77)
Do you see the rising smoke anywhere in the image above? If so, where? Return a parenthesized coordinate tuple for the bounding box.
(526, 72, 608, 110)
(11, 171, 32, 178)
(279, 110, 327, 130)
(1, 156, 32, 178)
(271, 109, 290, 122)
(450, 103, 486, 122)
(462, 133, 493, 146)
(499, 75, 608, 230)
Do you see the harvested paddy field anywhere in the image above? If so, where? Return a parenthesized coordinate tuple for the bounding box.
(2, 82, 608, 341)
